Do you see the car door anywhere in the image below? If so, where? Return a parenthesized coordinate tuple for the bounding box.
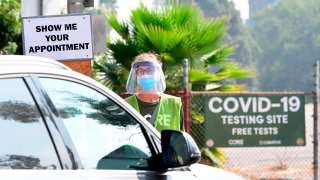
(34, 75, 198, 180)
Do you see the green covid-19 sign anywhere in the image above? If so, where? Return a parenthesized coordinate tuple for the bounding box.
(204, 93, 305, 147)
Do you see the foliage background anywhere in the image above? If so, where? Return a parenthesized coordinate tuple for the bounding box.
(248, 0, 320, 93)
(0, 0, 22, 54)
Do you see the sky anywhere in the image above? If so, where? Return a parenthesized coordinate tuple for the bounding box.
(232, 0, 249, 20)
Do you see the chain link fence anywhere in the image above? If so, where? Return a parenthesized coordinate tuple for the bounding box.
(190, 92, 314, 180)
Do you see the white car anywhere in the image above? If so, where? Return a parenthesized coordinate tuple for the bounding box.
(0, 55, 244, 180)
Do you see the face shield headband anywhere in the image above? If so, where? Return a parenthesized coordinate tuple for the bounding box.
(126, 60, 166, 94)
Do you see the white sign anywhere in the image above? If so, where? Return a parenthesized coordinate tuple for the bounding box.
(22, 14, 93, 61)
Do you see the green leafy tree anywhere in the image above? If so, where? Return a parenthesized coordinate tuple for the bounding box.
(93, 0, 252, 167)
(248, 0, 320, 92)
(0, 0, 22, 54)
(194, 0, 257, 88)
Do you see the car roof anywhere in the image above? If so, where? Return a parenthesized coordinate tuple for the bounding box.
(0, 55, 72, 71)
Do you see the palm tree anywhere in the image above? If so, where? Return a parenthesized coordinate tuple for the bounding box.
(94, 0, 251, 92)
(93, 0, 252, 166)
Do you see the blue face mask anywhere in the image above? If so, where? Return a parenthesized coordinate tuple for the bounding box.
(138, 76, 157, 91)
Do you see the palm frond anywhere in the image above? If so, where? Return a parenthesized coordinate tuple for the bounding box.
(107, 12, 130, 41)
(107, 40, 138, 70)
(202, 147, 226, 167)
(189, 68, 223, 82)
(166, 2, 199, 26)
(187, 18, 228, 53)
(136, 25, 187, 53)
(213, 84, 247, 92)
(92, 59, 127, 92)
(215, 62, 253, 79)
(131, 3, 172, 29)
(204, 45, 235, 65)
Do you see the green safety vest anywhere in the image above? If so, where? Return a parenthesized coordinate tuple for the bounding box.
(126, 94, 181, 132)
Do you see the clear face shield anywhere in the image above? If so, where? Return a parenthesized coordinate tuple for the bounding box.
(126, 61, 166, 95)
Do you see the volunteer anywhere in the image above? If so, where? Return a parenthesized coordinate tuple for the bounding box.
(126, 52, 184, 131)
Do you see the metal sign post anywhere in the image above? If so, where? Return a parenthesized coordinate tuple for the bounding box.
(183, 59, 190, 133)
(313, 61, 319, 180)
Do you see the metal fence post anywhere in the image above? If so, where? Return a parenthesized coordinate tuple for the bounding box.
(183, 59, 190, 133)
(314, 61, 319, 180)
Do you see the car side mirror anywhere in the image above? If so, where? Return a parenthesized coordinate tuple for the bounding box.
(161, 130, 201, 169)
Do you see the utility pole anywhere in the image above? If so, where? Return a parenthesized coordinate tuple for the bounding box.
(62, 0, 95, 77)
(313, 61, 319, 180)
(183, 59, 190, 133)
(67, 0, 94, 14)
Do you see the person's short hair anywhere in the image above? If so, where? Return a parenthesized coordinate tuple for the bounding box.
(132, 52, 161, 65)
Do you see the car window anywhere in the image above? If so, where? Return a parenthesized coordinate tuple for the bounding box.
(0, 78, 60, 169)
(39, 78, 152, 170)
